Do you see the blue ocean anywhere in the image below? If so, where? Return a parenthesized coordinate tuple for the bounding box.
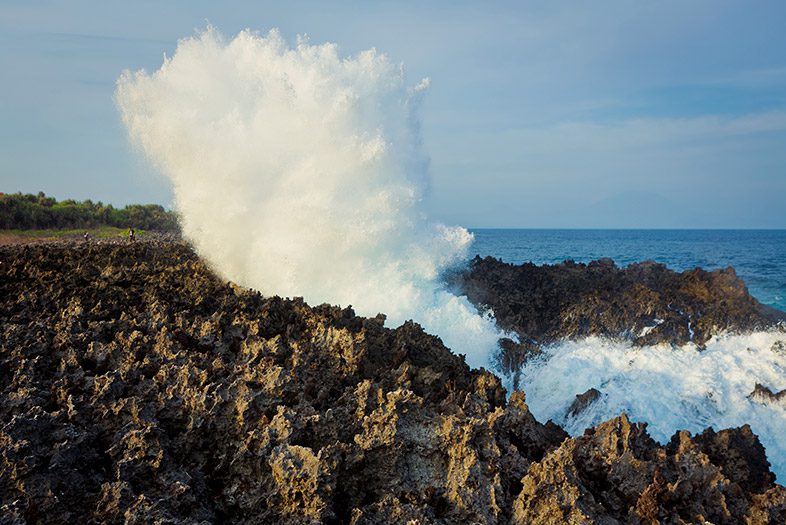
(469, 229, 786, 312)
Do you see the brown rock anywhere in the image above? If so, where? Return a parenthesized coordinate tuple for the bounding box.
(568, 388, 602, 418)
(0, 241, 783, 523)
(448, 256, 784, 350)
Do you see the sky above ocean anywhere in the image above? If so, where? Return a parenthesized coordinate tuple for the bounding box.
(1, 1, 785, 228)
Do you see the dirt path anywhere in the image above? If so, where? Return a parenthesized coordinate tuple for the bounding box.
(0, 232, 51, 245)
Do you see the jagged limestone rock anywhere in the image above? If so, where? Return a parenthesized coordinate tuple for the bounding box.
(0, 242, 783, 523)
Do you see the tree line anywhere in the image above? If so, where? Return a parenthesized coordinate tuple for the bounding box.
(0, 192, 179, 231)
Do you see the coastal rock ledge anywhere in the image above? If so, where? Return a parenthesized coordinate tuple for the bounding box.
(452, 256, 785, 348)
(449, 256, 786, 382)
(1, 243, 785, 523)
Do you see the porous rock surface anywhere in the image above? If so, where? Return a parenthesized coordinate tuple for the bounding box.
(1, 242, 785, 523)
(450, 256, 784, 350)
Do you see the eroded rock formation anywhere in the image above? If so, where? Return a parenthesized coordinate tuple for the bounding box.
(1, 243, 784, 523)
(450, 256, 784, 350)
(513, 417, 785, 524)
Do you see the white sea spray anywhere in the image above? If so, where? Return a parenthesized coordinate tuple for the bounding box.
(115, 27, 504, 367)
(516, 331, 786, 480)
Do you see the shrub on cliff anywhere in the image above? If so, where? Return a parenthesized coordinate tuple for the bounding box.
(0, 192, 179, 231)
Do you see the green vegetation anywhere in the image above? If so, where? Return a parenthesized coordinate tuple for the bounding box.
(0, 192, 179, 231)
(3, 226, 134, 239)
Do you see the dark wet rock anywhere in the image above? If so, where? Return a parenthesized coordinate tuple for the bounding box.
(1, 242, 784, 523)
(749, 383, 786, 408)
(449, 256, 785, 350)
(568, 388, 602, 418)
(692, 425, 776, 494)
(495, 337, 542, 391)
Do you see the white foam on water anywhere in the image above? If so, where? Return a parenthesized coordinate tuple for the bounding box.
(115, 27, 504, 367)
(516, 331, 786, 480)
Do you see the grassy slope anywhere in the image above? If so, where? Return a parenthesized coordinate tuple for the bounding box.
(0, 226, 145, 244)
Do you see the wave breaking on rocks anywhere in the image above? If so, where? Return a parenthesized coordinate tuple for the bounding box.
(115, 27, 504, 369)
(450, 255, 786, 483)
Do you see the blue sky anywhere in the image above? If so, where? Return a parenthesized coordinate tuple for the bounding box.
(1, 1, 785, 228)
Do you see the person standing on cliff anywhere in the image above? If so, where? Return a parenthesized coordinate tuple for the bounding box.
(128, 228, 135, 242)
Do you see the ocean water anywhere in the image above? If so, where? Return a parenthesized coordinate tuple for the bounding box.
(469, 229, 786, 311)
(466, 229, 786, 480)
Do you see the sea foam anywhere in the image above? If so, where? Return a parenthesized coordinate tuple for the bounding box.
(115, 27, 504, 367)
(516, 331, 786, 480)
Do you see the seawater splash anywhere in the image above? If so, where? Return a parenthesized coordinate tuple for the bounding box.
(517, 331, 786, 480)
(115, 27, 504, 367)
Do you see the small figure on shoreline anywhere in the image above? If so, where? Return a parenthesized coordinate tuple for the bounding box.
(128, 228, 135, 242)
(83, 231, 89, 242)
